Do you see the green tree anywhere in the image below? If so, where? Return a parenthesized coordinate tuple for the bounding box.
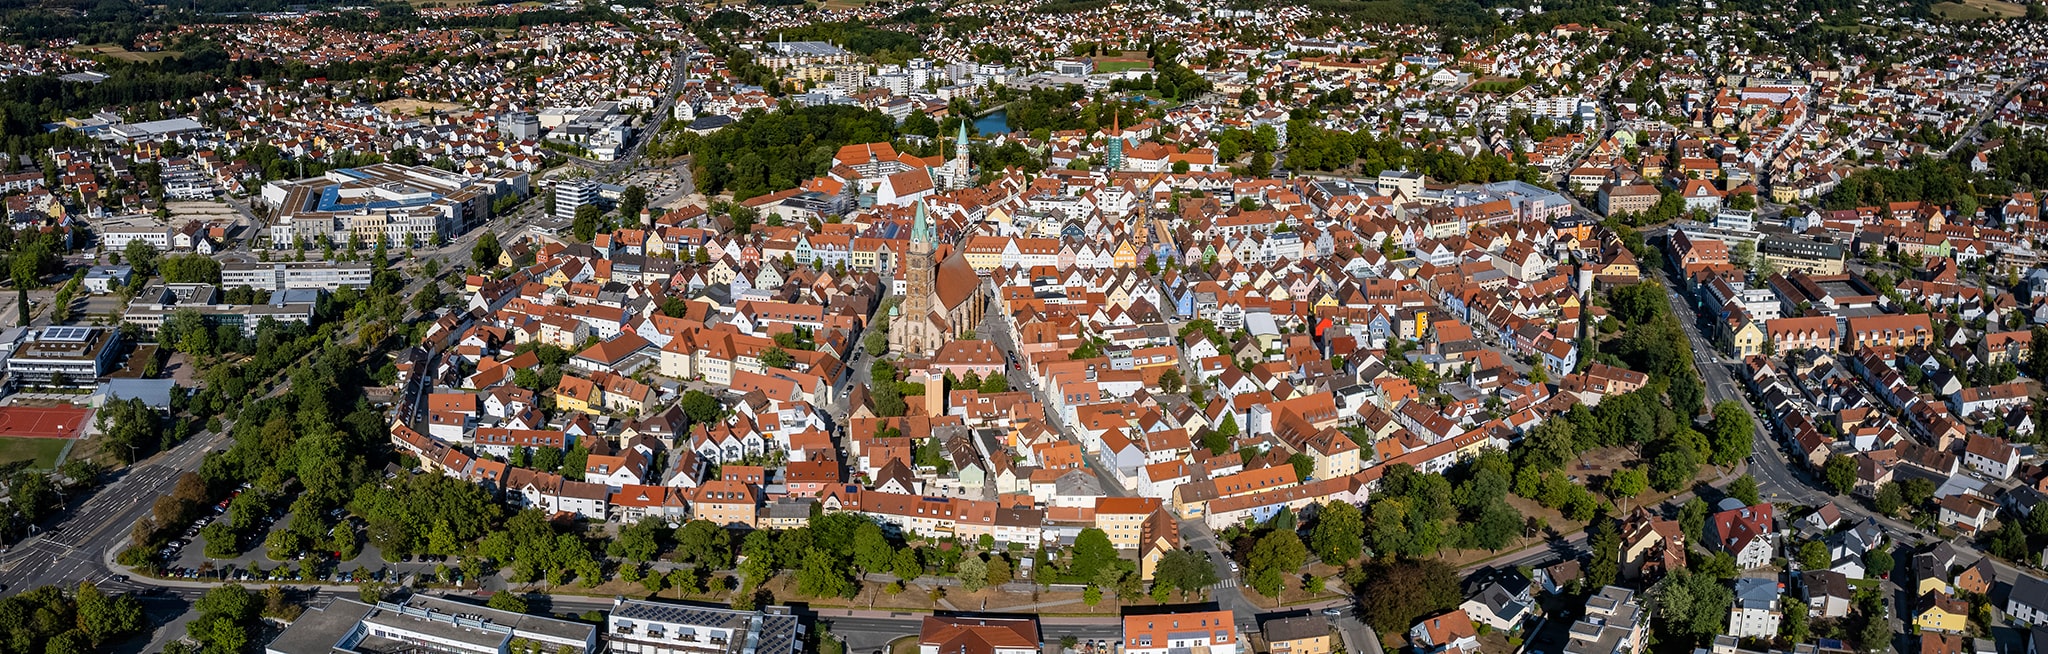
(124, 240, 161, 277)
(796, 550, 856, 598)
(1350, 558, 1461, 634)
(1069, 528, 1118, 580)
(1782, 598, 1810, 643)
(1309, 501, 1364, 564)
(1728, 475, 1761, 506)
(1798, 540, 1831, 570)
(1875, 482, 1904, 516)
(75, 582, 143, 644)
(1288, 453, 1317, 481)
(487, 592, 530, 613)
(891, 548, 922, 582)
(680, 390, 722, 424)
(1246, 530, 1306, 598)
(1587, 515, 1621, 588)
(1650, 569, 1734, 645)
(1706, 402, 1755, 466)
(619, 185, 648, 223)
(573, 204, 602, 242)
(674, 520, 733, 569)
(1604, 469, 1648, 501)
(759, 346, 795, 370)
(957, 556, 989, 592)
(1153, 549, 1219, 598)
(1823, 455, 1858, 496)
(472, 231, 502, 270)
(1864, 547, 1894, 577)
(853, 522, 894, 573)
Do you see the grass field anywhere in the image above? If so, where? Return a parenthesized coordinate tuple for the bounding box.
(1096, 59, 1153, 73)
(67, 44, 179, 63)
(1931, 0, 2026, 20)
(0, 437, 68, 470)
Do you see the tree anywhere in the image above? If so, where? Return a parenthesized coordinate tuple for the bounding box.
(1798, 540, 1831, 570)
(607, 518, 667, 563)
(759, 346, 795, 370)
(680, 390, 722, 424)
(1351, 558, 1461, 634)
(1678, 498, 1710, 545)
(1823, 455, 1858, 496)
(979, 374, 1009, 393)
(1650, 569, 1734, 645)
(1864, 547, 1894, 577)
(1728, 474, 1761, 506)
(957, 556, 989, 592)
(1157, 368, 1183, 394)
(892, 548, 922, 582)
(1782, 598, 1810, 644)
(1288, 453, 1317, 481)
(1309, 501, 1364, 564)
(1587, 515, 1621, 588)
(1153, 549, 1218, 598)
(1855, 590, 1892, 653)
(851, 522, 894, 573)
(1246, 530, 1306, 598)
(125, 240, 161, 277)
(1070, 528, 1118, 580)
(189, 584, 257, 654)
(488, 592, 530, 613)
(1604, 469, 1648, 501)
(1649, 443, 1700, 492)
(573, 204, 603, 242)
(1875, 482, 1905, 516)
(75, 582, 143, 644)
(674, 520, 733, 569)
(619, 185, 648, 223)
(796, 550, 856, 598)
(1706, 402, 1754, 466)
(472, 231, 502, 270)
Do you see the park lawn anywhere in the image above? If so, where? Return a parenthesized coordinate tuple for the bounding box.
(0, 437, 68, 469)
(67, 44, 179, 63)
(1096, 60, 1153, 73)
(1931, 0, 2025, 19)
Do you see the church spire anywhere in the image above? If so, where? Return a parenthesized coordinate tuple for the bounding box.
(912, 199, 932, 248)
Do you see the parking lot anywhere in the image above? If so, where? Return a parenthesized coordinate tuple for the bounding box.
(617, 165, 695, 210)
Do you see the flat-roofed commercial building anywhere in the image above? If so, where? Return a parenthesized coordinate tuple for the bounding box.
(266, 595, 597, 654)
(604, 598, 804, 654)
(122, 284, 318, 335)
(2, 326, 121, 385)
(261, 164, 526, 248)
(222, 262, 374, 292)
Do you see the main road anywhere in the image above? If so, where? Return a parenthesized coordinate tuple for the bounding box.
(0, 427, 231, 595)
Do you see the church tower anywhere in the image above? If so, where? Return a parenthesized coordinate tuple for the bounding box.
(945, 119, 971, 190)
(891, 201, 940, 357)
(1105, 113, 1124, 171)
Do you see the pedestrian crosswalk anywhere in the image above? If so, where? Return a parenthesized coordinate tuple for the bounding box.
(1211, 578, 1239, 588)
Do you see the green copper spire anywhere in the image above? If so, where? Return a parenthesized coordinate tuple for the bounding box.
(913, 200, 931, 246)
(956, 118, 970, 152)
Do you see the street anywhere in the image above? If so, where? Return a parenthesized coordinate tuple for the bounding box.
(0, 428, 230, 595)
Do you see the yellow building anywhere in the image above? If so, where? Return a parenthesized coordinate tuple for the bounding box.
(1914, 592, 1968, 634)
(1263, 616, 1333, 654)
(1730, 318, 1766, 357)
(1094, 498, 1161, 550)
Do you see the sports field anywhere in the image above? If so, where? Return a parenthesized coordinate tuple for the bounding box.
(1931, 0, 2026, 20)
(0, 405, 93, 440)
(0, 437, 67, 469)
